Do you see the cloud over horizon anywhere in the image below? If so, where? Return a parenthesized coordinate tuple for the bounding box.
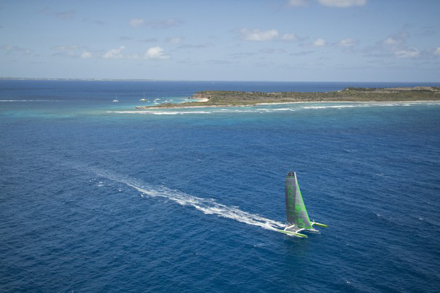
(337, 38, 358, 47)
(238, 28, 279, 41)
(145, 46, 170, 59)
(129, 18, 145, 27)
(288, 0, 367, 8)
(287, 0, 310, 7)
(103, 46, 125, 59)
(313, 38, 327, 47)
(1, 1, 438, 82)
(129, 18, 183, 29)
(81, 51, 92, 59)
(395, 48, 420, 58)
(238, 29, 299, 43)
(318, 0, 367, 8)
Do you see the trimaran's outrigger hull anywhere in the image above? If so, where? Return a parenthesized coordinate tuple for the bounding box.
(279, 172, 327, 238)
(276, 229, 308, 238)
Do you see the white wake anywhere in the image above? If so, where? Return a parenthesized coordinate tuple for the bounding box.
(92, 168, 285, 232)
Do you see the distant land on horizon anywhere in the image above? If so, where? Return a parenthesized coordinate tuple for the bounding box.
(137, 87, 440, 109)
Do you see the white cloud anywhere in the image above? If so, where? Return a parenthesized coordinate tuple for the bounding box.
(0, 44, 12, 51)
(337, 38, 358, 47)
(435, 47, 440, 55)
(239, 28, 279, 41)
(281, 33, 297, 41)
(81, 51, 92, 59)
(288, 0, 310, 7)
(381, 33, 408, 47)
(145, 46, 169, 59)
(167, 37, 183, 44)
(148, 19, 182, 29)
(54, 45, 77, 51)
(52, 45, 77, 57)
(103, 46, 125, 59)
(129, 18, 145, 27)
(395, 48, 419, 58)
(383, 37, 400, 45)
(313, 38, 327, 47)
(318, 0, 367, 7)
(365, 33, 424, 59)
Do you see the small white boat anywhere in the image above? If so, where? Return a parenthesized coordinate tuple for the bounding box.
(112, 99, 119, 103)
(140, 92, 149, 102)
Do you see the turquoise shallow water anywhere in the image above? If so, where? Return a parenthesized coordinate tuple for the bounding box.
(1, 81, 440, 292)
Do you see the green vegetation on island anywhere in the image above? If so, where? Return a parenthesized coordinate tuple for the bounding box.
(135, 86, 440, 109)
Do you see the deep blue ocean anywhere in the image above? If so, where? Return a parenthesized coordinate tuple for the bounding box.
(1, 80, 440, 292)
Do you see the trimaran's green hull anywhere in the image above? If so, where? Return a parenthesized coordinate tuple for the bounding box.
(275, 229, 308, 238)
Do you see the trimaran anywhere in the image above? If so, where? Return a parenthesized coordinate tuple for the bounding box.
(276, 172, 327, 238)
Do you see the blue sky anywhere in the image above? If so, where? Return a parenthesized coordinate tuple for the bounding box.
(1, 0, 439, 81)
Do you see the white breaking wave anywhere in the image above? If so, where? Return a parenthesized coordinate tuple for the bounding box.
(107, 110, 212, 115)
(107, 108, 295, 115)
(301, 102, 440, 110)
(92, 168, 285, 232)
(302, 105, 357, 110)
(107, 102, 440, 116)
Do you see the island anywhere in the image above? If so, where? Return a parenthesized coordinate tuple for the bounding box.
(135, 86, 440, 109)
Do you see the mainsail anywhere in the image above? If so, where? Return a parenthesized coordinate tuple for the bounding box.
(282, 171, 327, 237)
(285, 172, 313, 230)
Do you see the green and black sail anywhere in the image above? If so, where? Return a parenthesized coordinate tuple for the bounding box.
(285, 172, 313, 229)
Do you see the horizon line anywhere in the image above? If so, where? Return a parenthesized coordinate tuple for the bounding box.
(1, 77, 440, 84)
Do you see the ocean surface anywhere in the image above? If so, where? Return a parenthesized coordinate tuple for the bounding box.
(1, 80, 440, 292)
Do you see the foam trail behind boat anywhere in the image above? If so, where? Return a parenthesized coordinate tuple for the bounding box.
(92, 168, 285, 232)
